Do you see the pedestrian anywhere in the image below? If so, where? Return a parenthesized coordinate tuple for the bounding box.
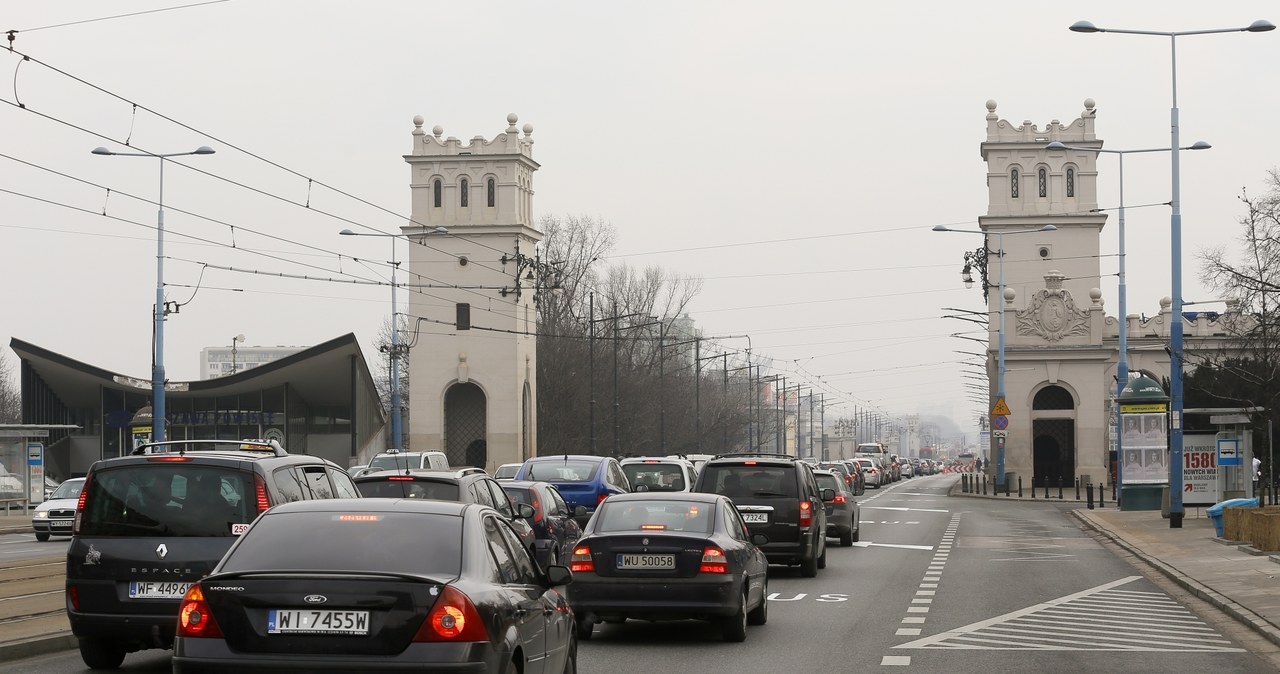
(1253, 455, 1263, 496)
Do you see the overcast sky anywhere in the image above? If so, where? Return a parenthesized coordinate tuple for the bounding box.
(2, 1, 1277, 438)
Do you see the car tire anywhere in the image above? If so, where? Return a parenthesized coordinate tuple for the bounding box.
(799, 550, 818, 577)
(839, 529, 853, 547)
(721, 589, 748, 642)
(817, 541, 827, 569)
(747, 579, 768, 625)
(78, 637, 125, 670)
(851, 524, 861, 543)
(575, 616, 594, 641)
(562, 634, 578, 674)
(35, 532, 50, 542)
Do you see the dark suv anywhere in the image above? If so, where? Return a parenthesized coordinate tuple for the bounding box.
(66, 439, 360, 669)
(353, 468, 538, 559)
(693, 453, 832, 577)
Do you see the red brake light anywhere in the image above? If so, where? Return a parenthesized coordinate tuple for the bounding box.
(597, 493, 609, 505)
(414, 585, 488, 642)
(570, 546, 594, 573)
(177, 584, 224, 638)
(833, 494, 847, 504)
(148, 456, 192, 462)
(844, 475, 852, 485)
(799, 500, 813, 527)
(532, 499, 543, 523)
(640, 524, 666, 530)
(254, 474, 271, 514)
(387, 476, 415, 481)
(744, 460, 757, 466)
(73, 473, 93, 535)
(699, 547, 728, 574)
(643, 460, 659, 464)
(67, 584, 80, 611)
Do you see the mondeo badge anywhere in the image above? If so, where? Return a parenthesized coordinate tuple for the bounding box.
(304, 594, 328, 605)
(155, 544, 168, 560)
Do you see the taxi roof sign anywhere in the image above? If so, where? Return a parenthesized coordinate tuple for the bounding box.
(991, 398, 1011, 416)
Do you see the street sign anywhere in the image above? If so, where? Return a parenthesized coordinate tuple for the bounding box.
(992, 430, 1007, 438)
(991, 415, 1009, 430)
(1217, 438, 1241, 466)
(991, 398, 1011, 416)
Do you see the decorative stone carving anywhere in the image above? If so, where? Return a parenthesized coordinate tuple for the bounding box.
(1016, 271, 1090, 342)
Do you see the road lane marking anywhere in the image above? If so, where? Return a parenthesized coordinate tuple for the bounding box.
(881, 656, 911, 666)
(849, 541, 934, 551)
(864, 506, 950, 513)
(896, 628, 922, 636)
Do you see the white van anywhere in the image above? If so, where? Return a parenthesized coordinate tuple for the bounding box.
(364, 450, 449, 473)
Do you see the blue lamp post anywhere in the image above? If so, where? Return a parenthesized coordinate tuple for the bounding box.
(1069, 17, 1273, 527)
(92, 145, 216, 443)
(934, 224, 1056, 488)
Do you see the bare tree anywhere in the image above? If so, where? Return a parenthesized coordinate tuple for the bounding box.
(372, 316, 409, 447)
(0, 350, 20, 424)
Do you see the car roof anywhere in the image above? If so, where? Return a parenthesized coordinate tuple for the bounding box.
(525, 454, 606, 463)
(812, 469, 838, 477)
(600, 491, 724, 504)
(268, 497, 473, 517)
(352, 468, 480, 482)
(620, 456, 692, 465)
(499, 480, 549, 489)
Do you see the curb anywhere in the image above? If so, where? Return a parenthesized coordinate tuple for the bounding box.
(0, 633, 77, 664)
(1071, 509, 1280, 650)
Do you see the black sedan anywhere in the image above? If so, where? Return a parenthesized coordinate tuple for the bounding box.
(501, 480, 586, 568)
(565, 492, 769, 643)
(172, 499, 576, 673)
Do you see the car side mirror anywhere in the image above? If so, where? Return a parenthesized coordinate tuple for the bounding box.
(820, 488, 836, 502)
(751, 533, 769, 546)
(516, 503, 536, 519)
(544, 564, 573, 587)
(574, 506, 588, 518)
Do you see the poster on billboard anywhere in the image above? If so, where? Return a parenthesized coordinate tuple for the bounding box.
(1182, 434, 1220, 507)
(1121, 412, 1169, 484)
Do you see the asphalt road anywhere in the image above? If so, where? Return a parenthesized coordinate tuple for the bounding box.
(0, 531, 69, 562)
(7, 474, 1278, 673)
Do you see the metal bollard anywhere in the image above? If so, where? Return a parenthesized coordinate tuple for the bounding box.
(983, 475, 988, 495)
(1044, 480, 1050, 500)
(1005, 477, 1010, 497)
(1018, 476, 1023, 498)
(1075, 477, 1080, 501)
(1098, 483, 1105, 508)
(1058, 476, 1063, 500)
(1112, 481, 1117, 501)
(1031, 478, 1035, 498)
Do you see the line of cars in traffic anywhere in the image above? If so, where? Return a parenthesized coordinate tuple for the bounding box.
(50, 442, 901, 671)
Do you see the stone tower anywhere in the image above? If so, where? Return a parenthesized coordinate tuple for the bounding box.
(977, 99, 1110, 487)
(403, 114, 540, 470)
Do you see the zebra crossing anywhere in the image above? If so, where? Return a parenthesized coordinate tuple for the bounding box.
(896, 575, 1244, 652)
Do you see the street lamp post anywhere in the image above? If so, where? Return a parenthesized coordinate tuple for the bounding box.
(1047, 139, 1210, 503)
(1069, 17, 1273, 527)
(339, 226, 449, 449)
(92, 145, 215, 442)
(231, 334, 245, 374)
(935, 224, 1057, 488)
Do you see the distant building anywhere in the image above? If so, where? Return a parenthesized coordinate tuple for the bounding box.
(200, 345, 304, 379)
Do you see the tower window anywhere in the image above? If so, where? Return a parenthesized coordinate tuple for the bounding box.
(460, 178, 469, 207)
(487, 178, 495, 208)
(1010, 168, 1019, 199)
(433, 179, 442, 208)
(1066, 168, 1075, 197)
(1038, 168, 1047, 198)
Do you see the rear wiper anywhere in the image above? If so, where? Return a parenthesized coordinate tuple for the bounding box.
(751, 491, 789, 498)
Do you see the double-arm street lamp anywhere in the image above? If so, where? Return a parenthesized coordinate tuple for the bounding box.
(1046, 139, 1210, 501)
(1069, 17, 1273, 527)
(339, 226, 449, 449)
(92, 144, 216, 442)
(935, 224, 1056, 487)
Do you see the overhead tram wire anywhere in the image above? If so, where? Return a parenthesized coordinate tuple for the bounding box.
(6, 1, 230, 36)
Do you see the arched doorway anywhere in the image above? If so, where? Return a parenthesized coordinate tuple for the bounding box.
(444, 383, 487, 468)
(1031, 385, 1075, 487)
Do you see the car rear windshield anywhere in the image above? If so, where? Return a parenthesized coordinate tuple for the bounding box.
(855, 459, 874, 469)
(596, 500, 714, 534)
(622, 463, 687, 492)
(494, 465, 520, 479)
(355, 478, 459, 501)
(220, 510, 462, 577)
(502, 486, 533, 506)
(817, 463, 847, 474)
(701, 464, 797, 499)
(79, 464, 254, 537)
(815, 474, 842, 492)
(368, 454, 423, 471)
(523, 460, 600, 482)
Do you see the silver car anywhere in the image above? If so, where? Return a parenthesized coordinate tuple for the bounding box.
(854, 457, 883, 488)
(31, 477, 85, 541)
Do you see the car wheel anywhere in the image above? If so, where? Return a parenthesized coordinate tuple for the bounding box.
(35, 532, 50, 542)
(562, 633, 578, 674)
(817, 541, 827, 569)
(851, 523, 861, 543)
(575, 616, 594, 641)
(799, 553, 818, 578)
(721, 589, 748, 642)
(747, 579, 768, 625)
(839, 529, 853, 547)
(78, 637, 125, 670)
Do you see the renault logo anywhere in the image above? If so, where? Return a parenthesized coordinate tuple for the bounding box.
(156, 544, 168, 560)
(304, 595, 328, 604)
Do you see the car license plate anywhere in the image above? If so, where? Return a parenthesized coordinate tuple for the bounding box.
(741, 513, 769, 524)
(128, 581, 191, 599)
(268, 609, 370, 635)
(50, 521, 72, 528)
(616, 554, 675, 570)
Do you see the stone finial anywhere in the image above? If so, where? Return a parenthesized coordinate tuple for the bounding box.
(1083, 98, 1096, 117)
(986, 99, 998, 120)
(1045, 270, 1065, 291)
(432, 125, 444, 139)
(507, 113, 519, 132)
(1004, 287, 1016, 304)
(412, 115, 424, 136)
(1089, 288, 1103, 306)
(1160, 296, 1172, 309)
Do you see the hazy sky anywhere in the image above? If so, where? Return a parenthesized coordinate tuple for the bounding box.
(2, 1, 1277, 437)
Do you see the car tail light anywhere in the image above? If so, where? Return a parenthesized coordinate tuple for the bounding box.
(414, 585, 488, 642)
(844, 475, 852, 485)
(68, 585, 79, 611)
(532, 499, 543, 523)
(799, 500, 812, 527)
(148, 456, 192, 462)
(177, 584, 224, 638)
(73, 473, 93, 535)
(833, 494, 847, 504)
(700, 547, 728, 574)
(388, 476, 415, 481)
(597, 493, 609, 505)
(570, 546, 594, 572)
(254, 474, 271, 514)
